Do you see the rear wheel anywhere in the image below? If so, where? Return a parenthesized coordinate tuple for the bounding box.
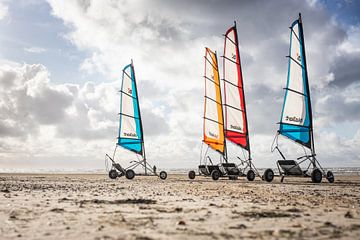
(246, 169, 255, 181)
(125, 169, 135, 180)
(108, 169, 118, 179)
(159, 171, 167, 180)
(188, 170, 196, 180)
(326, 171, 334, 183)
(263, 169, 274, 182)
(211, 170, 220, 181)
(311, 168, 322, 183)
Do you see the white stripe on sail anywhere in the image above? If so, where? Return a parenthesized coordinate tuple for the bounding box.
(281, 22, 306, 126)
(120, 67, 138, 139)
(204, 52, 220, 140)
(224, 29, 244, 133)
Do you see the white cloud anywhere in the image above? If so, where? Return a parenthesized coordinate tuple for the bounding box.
(0, 1, 8, 20)
(24, 47, 47, 54)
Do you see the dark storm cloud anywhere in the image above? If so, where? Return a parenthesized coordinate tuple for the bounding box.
(246, 84, 283, 135)
(316, 85, 360, 124)
(329, 52, 360, 88)
(142, 108, 170, 136)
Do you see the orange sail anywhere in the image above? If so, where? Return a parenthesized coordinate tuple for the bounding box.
(203, 48, 225, 154)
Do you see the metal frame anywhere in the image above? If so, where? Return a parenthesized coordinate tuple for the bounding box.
(105, 60, 166, 179)
(271, 14, 332, 183)
(222, 21, 262, 179)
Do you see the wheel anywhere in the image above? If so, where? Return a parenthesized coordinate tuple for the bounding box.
(108, 169, 118, 179)
(326, 171, 334, 183)
(263, 169, 274, 182)
(159, 171, 167, 180)
(211, 170, 220, 181)
(229, 176, 238, 180)
(311, 168, 322, 183)
(188, 170, 196, 180)
(125, 169, 135, 180)
(246, 169, 255, 181)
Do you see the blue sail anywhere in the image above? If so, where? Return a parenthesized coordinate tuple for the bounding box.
(279, 18, 312, 148)
(117, 63, 143, 154)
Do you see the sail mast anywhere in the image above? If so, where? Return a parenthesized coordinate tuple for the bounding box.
(233, 21, 251, 160)
(215, 50, 228, 162)
(131, 60, 147, 172)
(298, 13, 315, 157)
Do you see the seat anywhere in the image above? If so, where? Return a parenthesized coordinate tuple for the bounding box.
(221, 163, 240, 175)
(198, 165, 210, 175)
(277, 160, 303, 175)
(206, 165, 221, 175)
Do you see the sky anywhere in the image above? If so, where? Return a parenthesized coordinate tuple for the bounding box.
(0, 0, 359, 172)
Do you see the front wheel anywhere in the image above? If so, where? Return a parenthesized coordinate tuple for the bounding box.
(247, 169, 255, 181)
(109, 169, 118, 179)
(263, 169, 274, 182)
(188, 170, 196, 180)
(159, 171, 167, 180)
(211, 170, 220, 181)
(326, 171, 334, 183)
(311, 169, 322, 183)
(125, 169, 135, 180)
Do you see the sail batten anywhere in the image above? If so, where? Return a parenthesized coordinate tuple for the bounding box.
(279, 16, 312, 149)
(118, 63, 143, 154)
(223, 25, 249, 150)
(203, 48, 225, 154)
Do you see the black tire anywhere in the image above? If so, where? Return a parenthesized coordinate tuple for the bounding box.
(246, 169, 255, 181)
(263, 169, 274, 182)
(159, 171, 167, 180)
(188, 170, 196, 180)
(125, 169, 135, 180)
(326, 171, 334, 183)
(311, 168, 322, 183)
(108, 169, 118, 179)
(229, 176, 238, 180)
(211, 170, 220, 181)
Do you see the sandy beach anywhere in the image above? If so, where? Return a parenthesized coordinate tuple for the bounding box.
(0, 173, 359, 239)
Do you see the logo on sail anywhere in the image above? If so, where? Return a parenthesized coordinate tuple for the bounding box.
(286, 115, 303, 123)
(211, 75, 214, 80)
(124, 132, 138, 138)
(208, 131, 218, 139)
(232, 53, 236, 60)
(296, 52, 301, 62)
(128, 88, 132, 94)
(230, 124, 242, 131)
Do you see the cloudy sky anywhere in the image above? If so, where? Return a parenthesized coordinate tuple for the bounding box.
(0, 0, 359, 172)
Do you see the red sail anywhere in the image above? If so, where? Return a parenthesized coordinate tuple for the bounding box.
(223, 25, 249, 150)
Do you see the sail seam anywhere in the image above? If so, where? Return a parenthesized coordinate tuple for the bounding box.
(204, 116, 224, 125)
(222, 55, 239, 65)
(223, 104, 244, 112)
(222, 78, 243, 89)
(204, 56, 218, 71)
(224, 33, 237, 47)
(205, 95, 222, 105)
(122, 70, 132, 82)
(118, 112, 140, 119)
(119, 90, 137, 99)
(290, 28, 301, 42)
(284, 87, 308, 97)
(204, 76, 220, 87)
(287, 56, 304, 69)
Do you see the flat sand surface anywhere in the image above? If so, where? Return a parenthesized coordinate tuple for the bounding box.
(1, 174, 360, 239)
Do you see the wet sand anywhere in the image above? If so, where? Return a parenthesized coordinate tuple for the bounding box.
(0, 173, 359, 239)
